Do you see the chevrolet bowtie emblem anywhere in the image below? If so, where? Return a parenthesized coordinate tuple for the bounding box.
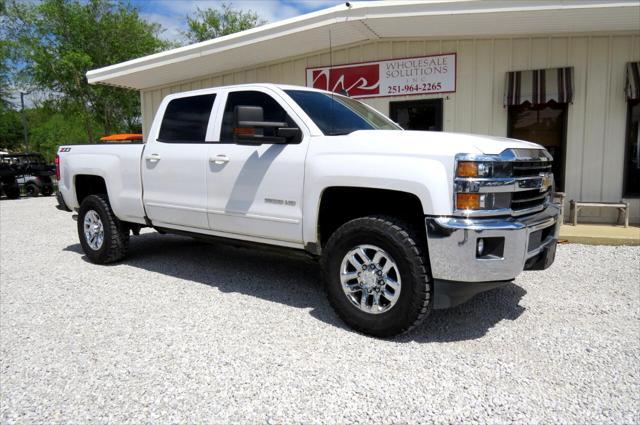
(540, 172, 553, 192)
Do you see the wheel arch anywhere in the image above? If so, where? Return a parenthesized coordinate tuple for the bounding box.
(74, 174, 109, 206)
(315, 186, 427, 250)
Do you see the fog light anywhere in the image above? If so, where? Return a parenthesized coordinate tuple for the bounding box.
(477, 238, 485, 256)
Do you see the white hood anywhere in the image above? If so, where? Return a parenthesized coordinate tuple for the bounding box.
(344, 130, 545, 157)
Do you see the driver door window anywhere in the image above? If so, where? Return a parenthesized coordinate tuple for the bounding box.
(220, 91, 296, 143)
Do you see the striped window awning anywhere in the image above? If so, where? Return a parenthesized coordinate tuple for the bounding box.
(626, 62, 640, 100)
(504, 67, 574, 106)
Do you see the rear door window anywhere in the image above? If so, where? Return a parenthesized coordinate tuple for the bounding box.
(158, 94, 216, 143)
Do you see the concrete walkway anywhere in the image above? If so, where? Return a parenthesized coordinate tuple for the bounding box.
(559, 223, 640, 246)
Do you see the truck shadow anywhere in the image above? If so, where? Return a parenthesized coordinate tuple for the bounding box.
(64, 232, 526, 343)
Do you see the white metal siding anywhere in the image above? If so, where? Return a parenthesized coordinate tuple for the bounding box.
(141, 33, 640, 223)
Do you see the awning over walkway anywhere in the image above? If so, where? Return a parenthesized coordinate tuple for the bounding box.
(626, 62, 640, 100)
(504, 67, 574, 106)
(85, 1, 640, 90)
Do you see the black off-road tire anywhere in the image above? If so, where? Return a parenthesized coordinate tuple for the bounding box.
(3, 183, 20, 199)
(41, 186, 53, 196)
(321, 216, 432, 338)
(78, 194, 129, 264)
(25, 183, 39, 197)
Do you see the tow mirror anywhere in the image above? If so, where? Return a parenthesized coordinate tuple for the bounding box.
(233, 105, 301, 144)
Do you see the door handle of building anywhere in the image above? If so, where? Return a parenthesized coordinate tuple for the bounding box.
(210, 155, 230, 165)
(145, 154, 161, 162)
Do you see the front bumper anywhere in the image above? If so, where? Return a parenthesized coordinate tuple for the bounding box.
(426, 203, 560, 283)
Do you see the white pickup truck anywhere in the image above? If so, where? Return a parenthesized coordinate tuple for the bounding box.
(56, 83, 559, 337)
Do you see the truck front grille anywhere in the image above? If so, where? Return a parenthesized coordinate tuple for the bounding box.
(511, 187, 552, 213)
(512, 161, 552, 177)
(454, 149, 554, 218)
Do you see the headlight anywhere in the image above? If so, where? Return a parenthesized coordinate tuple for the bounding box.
(456, 161, 512, 178)
(457, 161, 488, 177)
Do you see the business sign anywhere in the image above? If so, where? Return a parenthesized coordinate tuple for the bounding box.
(306, 53, 456, 99)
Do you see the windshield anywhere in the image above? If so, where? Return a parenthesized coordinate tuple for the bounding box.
(285, 90, 401, 135)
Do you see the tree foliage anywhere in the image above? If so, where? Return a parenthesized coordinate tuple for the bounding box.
(184, 3, 264, 44)
(0, 108, 23, 152)
(4, 0, 168, 142)
(27, 105, 103, 161)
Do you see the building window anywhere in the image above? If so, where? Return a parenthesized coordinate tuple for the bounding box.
(624, 99, 640, 197)
(508, 101, 567, 191)
(389, 99, 443, 131)
(158, 94, 216, 143)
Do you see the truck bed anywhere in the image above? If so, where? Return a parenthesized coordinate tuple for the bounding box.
(57, 144, 147, 224)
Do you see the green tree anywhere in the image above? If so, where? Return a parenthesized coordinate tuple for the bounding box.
(0, 108, 23, 152)
(184, 3, 264, 44)
(27, 105, 102, 161)
(5, 0, 168, 142)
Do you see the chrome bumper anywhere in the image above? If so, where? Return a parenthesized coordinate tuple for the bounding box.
(425, 204, 560, 282)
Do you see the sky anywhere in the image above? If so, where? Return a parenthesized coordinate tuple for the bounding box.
(131, 0, 342, 43)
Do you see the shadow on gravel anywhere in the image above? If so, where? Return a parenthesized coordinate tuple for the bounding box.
(400, 285, 527, 343)
(64, 232, 527, 342)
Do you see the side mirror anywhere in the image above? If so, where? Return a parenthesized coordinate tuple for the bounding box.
(233, 105, 301, 144)
(276, 127, 302, 143)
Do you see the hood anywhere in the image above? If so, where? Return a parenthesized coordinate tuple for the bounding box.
(346, 130, 545, 157)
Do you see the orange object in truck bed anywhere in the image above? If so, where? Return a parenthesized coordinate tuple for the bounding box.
(99, 133, 143, 142)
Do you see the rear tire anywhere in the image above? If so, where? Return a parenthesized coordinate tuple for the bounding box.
(25, 183, 39, 197)
(3, 183, 20, 199)
(77, 194, 129, 264)
(321, 216, 431, 337)
(41, 186, 53, 196)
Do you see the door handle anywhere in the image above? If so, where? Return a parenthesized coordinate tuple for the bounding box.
(145, 154, 161, 162)
(210, 155, 230, 165)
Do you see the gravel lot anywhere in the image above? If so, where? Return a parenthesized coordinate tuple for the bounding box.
(1, 197, 639, 424)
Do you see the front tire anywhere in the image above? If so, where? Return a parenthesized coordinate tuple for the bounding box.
(321, 216, 431, 337)
(77, 194, 129, 264)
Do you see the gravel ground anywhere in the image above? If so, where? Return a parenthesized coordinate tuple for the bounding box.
(1, 196, 639, 424)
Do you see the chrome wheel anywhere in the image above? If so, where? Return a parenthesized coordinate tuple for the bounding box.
(339, 244, 401, 314)
(83, 210, 104, 251)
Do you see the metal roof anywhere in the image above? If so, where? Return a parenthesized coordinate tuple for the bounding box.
(86, 0, 640, 90)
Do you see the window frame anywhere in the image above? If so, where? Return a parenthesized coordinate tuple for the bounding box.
(210, 87, 308, 144)
(623, 98, 640, 198)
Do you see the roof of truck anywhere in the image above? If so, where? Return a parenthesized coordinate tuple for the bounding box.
(157, 83, 334, 102)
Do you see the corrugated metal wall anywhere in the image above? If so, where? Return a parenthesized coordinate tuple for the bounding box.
(141, 33, 640, 223)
